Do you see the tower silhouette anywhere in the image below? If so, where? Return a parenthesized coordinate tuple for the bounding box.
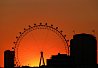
(4, 50, 15, 68)
(39, 51, 45, 67)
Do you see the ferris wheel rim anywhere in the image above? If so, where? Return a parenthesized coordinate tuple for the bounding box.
(12, 23, 69, 67)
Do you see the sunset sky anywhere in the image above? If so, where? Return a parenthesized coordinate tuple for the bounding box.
(0, 0, 98, 67)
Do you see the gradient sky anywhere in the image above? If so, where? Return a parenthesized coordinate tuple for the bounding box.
(0, 0, 98, 67)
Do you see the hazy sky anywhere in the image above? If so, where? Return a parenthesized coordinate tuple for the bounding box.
(0, 0, 98, 67)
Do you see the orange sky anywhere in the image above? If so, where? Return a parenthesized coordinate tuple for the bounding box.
(0, 0, 98, 67)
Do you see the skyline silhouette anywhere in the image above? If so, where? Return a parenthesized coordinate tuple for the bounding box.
(0, 0, 98, 67)
(4, 33, 97, 68)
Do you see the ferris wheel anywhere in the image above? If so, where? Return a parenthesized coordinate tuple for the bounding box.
(12, 23, 69, 67)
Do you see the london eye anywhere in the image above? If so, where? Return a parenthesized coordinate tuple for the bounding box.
(12, 23, 69, 67)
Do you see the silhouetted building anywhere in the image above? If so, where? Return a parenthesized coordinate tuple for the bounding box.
(70, 33, 97, 65)
(4, 50, 15, 68)
(47, 53, 70, 67)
